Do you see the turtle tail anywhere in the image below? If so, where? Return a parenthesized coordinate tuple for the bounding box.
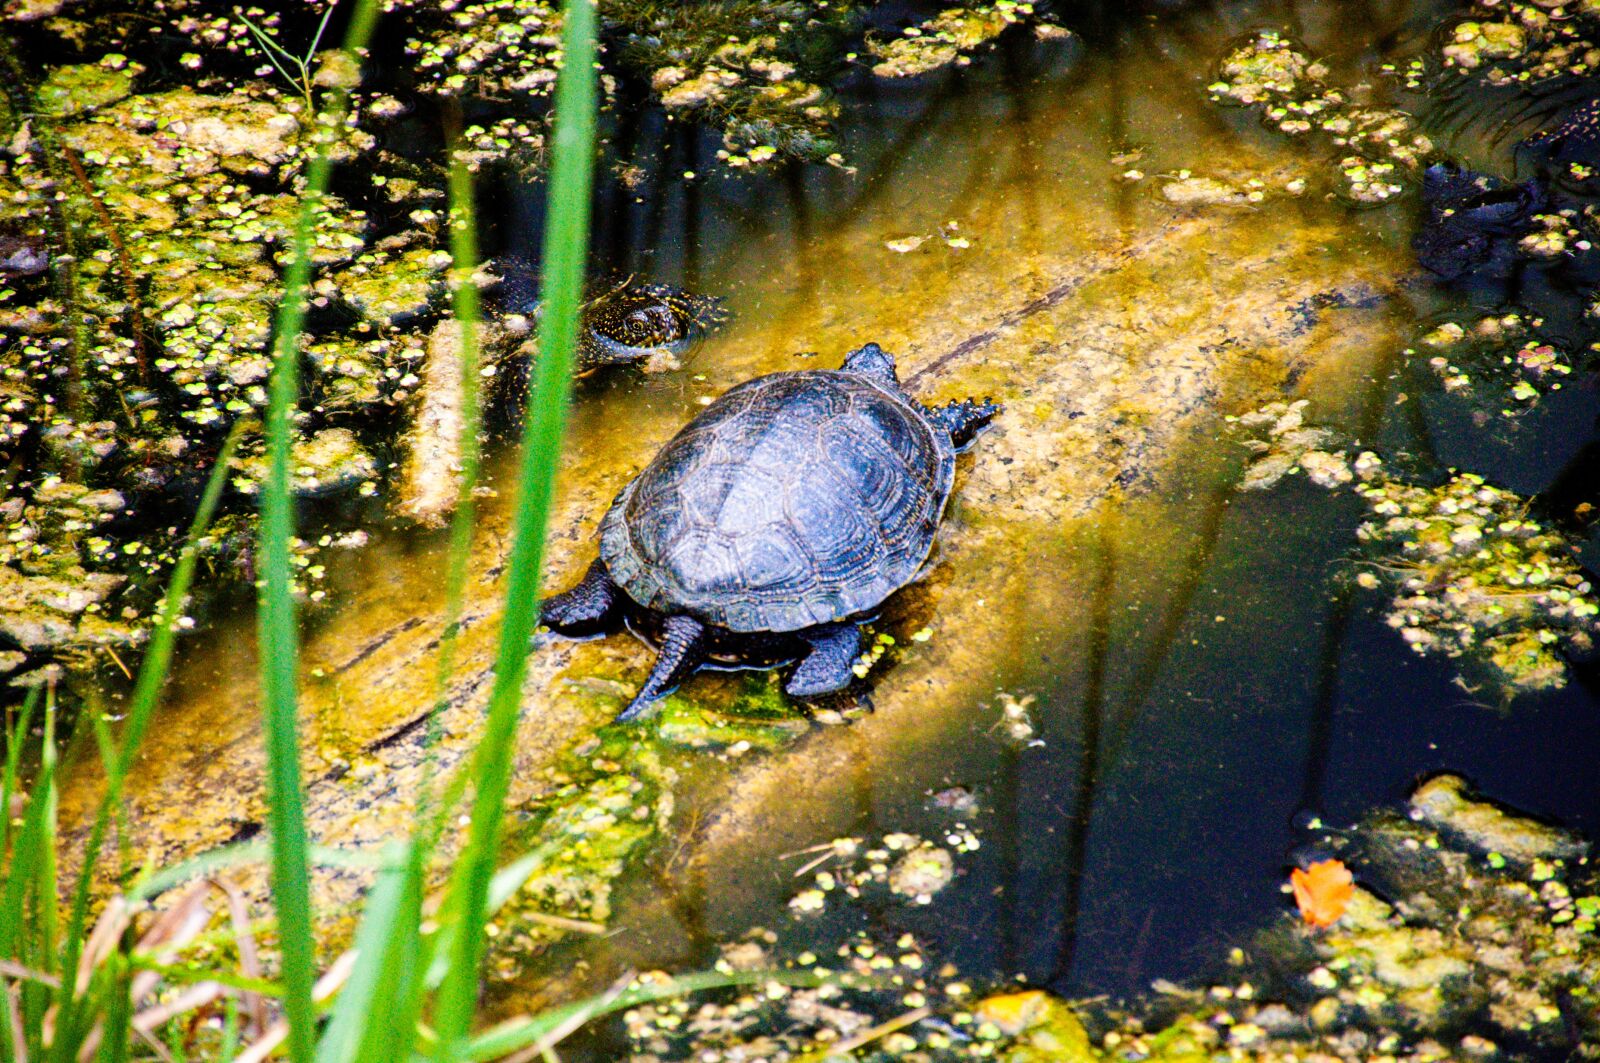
(617, 614, 708, 723)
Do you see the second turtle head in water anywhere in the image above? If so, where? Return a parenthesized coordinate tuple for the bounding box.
(497, 261, 726, 375)
(577, 279, 726, 374)
(541, 343, 999, 722)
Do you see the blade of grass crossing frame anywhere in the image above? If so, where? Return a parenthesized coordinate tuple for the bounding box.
(255, 3, 382, 1061)
(0, 689, 39, 880)
(0, 759, 55, 1055)
(416, 123, 487, 841)
(312, 843, 419, 1063)
(51, 420, 245, 1062)
(431, 0, 597, 1052)
(33, 693, 56, 1056)
(338, 122, 490, 1063)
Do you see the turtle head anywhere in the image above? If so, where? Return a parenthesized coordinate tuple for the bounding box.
(841, 343, 899, 384)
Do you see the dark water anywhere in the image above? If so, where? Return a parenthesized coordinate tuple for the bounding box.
(529, 0, 1600, 1035)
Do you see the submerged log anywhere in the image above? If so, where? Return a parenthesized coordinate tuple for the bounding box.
(395, 317, 471, 528)
(57, 163, 1408, 964)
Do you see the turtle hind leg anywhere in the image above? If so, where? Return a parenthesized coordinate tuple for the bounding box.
(541, 559, 622, 636)
(785, 622, 862, 698)
(617, 614, 708, 723)
(929, 398, 1001, 450)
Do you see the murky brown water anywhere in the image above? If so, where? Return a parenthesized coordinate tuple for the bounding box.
(57, 0, 1600, 1041)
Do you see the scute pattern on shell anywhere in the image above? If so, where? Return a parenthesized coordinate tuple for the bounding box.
(600, 369, 955, 633)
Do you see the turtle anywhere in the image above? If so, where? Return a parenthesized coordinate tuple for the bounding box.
(496, 260, 726, 375)
(575, 278, 726, 374)
(1412, 162, 1547, 283)
(1519, 95, 1600, 171)
(540, 342, 999, 722)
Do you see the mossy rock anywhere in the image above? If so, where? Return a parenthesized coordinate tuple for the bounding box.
(37, 62, 134, 117)
(233, 428, 378, 497)
(333, 247, 449, 327)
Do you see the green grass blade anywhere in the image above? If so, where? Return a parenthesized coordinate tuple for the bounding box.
(342, 127, 491, 1063)
(34, 692, 56, 1045)
(415, 124, 488, 840)
(254, 3, 381, 1059)
(430, 0, 597, 1051)
(0, 759, 57, 961)
(126, 843, 380, 906)
(94, 949, 131, 1063)
(52, 421, 245, 1061)
(313, 843, 419, 1063)
(0, 735, 51, 1059)
(0, 689, 40, 891)
(220, 995, 241, 1062)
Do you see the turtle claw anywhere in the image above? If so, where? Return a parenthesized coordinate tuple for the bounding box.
(541, 559, 621, 636)
(617, 614, 708, 724)
(931, 398, 1001, 450)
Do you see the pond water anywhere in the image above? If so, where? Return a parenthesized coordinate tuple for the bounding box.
(51, 0, 1600, 1054)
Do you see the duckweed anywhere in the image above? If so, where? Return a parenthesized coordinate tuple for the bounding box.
(1209, 31, 1432, 204)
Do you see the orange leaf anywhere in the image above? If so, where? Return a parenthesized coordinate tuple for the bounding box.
(1291, 859, 1354, 928)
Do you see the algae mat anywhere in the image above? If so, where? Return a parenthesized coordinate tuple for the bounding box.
(56, 53, 1414, 970)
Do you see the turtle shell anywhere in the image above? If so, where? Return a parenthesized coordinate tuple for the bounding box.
(600, 368, 955, 633)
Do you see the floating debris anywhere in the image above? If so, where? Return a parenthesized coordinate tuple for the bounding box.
(1291, 858, 1355, 928)
(627, 778, 1600, 1061)
(785, 828, 977, 916)
(1235, 397, 1598, 695)
(1232, 399, 1349, 491)
(1415, 312, 1578, 414)
(993, 690, 1042, 746)
(868, 2, 1055, 79)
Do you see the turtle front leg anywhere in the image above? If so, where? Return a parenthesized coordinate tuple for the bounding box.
(541, 558, 623, 636)
(928, 398, 1001, 450)
(617, 614, 708, 723)
(785, 622, 863, 698)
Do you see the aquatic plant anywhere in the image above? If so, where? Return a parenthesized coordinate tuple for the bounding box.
(1353, 470, 1599, 695)
(1235, 397, 1599, 696)
(1209, 31, 1433, 204)
(619, 778, 1600, 1061)
(393, 0, 1061, 173)
(1416, 313, 1582, 414)
(868, 1, 1052, 79)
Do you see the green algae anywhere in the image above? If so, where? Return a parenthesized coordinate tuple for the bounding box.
(1353, 470, 1599, 695)
(331, 245, 450, 328)
(35, 57, 133, 117)
(231, 427, 379, 498)
(1433, 0, 1600, 86)
(1414, 314, 1582, 415)
(0, 42, 451, 675)
(868, 2, 1051, 79)
(29, 9, 1448, 1047)
(394, 0, 1059, 171)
